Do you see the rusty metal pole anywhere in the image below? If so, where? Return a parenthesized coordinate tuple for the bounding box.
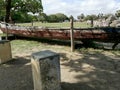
(70, 15, 74, 52)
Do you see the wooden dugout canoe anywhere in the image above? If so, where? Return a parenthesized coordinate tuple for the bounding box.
(0, 22, 120, 43)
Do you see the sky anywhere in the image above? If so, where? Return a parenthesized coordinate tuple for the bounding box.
(42, 0, 120, 18)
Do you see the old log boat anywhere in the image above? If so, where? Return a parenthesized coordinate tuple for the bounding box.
(0, 22, 120, 48)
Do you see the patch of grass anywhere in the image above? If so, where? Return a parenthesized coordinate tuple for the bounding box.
(0, 33, 6, 36)
(10, 39, 120, 59)
(17, 22, 90, 28)
(10, 39, 70, 56)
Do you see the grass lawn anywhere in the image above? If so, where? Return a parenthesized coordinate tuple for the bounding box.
(17, 21, 91, 28)
(0, 33, 6, 36)
(11, 39, 120, 57)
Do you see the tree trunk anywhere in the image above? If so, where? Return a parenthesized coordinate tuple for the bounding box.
(5, 0, 11, 23)
(5, 0, 12, 40)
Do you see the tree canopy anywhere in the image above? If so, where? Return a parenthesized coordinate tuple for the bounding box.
(115, 10, 120, 18)
(47, 13, 69, 22)
(55, 13, 69, 22)
(0, 0, 5, 20)
(77, 13, 85, 21)
(38, 13, 48, 22)
(11, 0, 43, 14)
(0, 0, 43, 23)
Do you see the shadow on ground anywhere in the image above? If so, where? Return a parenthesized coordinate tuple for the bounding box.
(61, 82, 96, 90)
(14, 36, 120, 50)
(0, 51, 120, 90)
(61, 51, 120, 90)
(0, 56, 33, 90)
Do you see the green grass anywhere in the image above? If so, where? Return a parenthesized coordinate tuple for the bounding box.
(0, 33, 6, 36)
(11, 40, 120, 54)
(11, 39, 70, 56)
(17, 21, 90, 28)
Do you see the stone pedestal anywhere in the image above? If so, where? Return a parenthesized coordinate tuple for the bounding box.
(31, 50, 61, 90)
(0, 40, 12, 64)
(0, 37, 2, 40)
(0, 29, 3, 34)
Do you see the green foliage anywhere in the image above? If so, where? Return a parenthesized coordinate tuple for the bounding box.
(0, 10, 5, 21)
(55, 13, 69, 22)
(0, 0, 5, 11)
(11, 0, 43, 14)
(84, 14, 98, 20)
(103, 14, 114, 19)
(115, 10, 120, 18)
(11, 0, 43, 23)
(38, 13, 48, 22)
(47, 14, 58, 22)
(77, 13, 85, 21)
(47, 13, 69, 22)
(0, 0, 43, 23)
(12, 12, 34, 23)
(97, 13, 104, 19)
(0, 0, 5, 21)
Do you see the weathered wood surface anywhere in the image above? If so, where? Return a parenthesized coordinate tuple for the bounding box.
(0, 22, 120, 42)
(70, 16, 74, 52)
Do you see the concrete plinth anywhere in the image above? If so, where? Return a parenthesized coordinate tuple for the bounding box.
(0, 29, 3, 34)
(0, 37, 2, 40)
(0, 40, 12, 64)
(31, 50, 61, 90)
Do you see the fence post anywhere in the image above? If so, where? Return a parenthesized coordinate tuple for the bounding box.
(31, 50, 61, 90)
(6, 24, 8, 40)
(91, 18, 93, 27)
(70, 15, 74, 52)
(31, 19, 33, 26)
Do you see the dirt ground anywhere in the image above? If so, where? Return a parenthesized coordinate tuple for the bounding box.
(0, 40, 120, 90)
